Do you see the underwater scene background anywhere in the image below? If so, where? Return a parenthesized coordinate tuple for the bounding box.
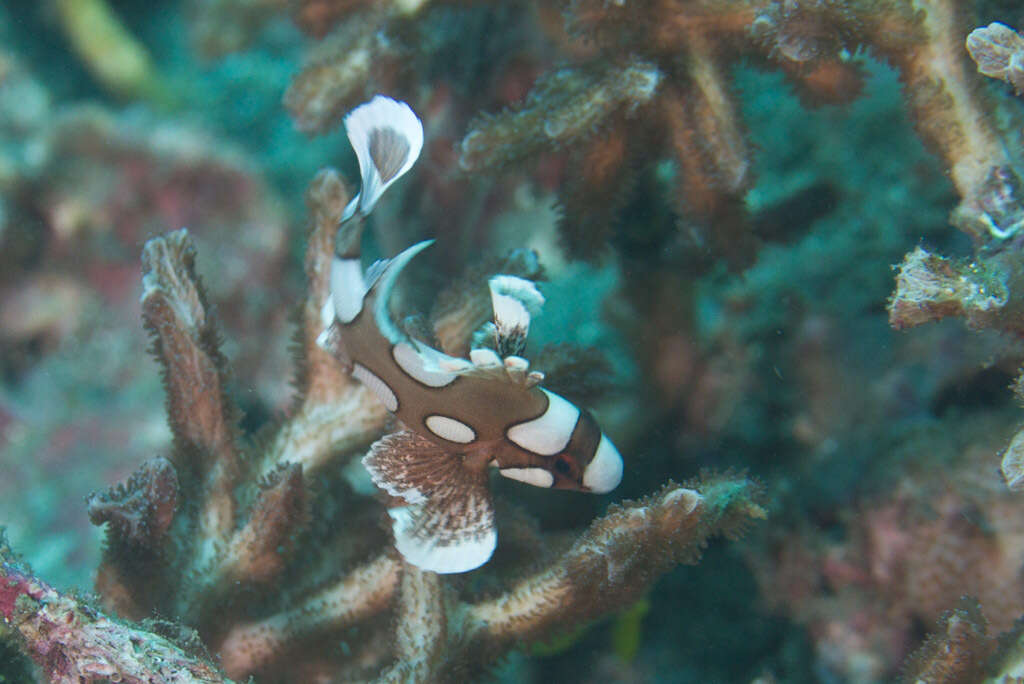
(2, 0, 1024, 681)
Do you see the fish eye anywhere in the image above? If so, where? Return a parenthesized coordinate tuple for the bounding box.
(554, 457, 572, 475)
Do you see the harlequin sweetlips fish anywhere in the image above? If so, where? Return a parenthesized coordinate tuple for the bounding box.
(317, 95, 623, 574)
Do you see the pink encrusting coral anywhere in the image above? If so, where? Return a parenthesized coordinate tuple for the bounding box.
(0, 536, 228, 683)
(750, 409, 1024, 681)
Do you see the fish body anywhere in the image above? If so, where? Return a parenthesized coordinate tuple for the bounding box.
(324, 239, 622, 494)
(317, 96, 622, 573)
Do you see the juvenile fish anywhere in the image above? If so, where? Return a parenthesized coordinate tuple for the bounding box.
(318, 96, 623, 573)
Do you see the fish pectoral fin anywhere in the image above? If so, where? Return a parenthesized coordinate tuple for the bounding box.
(363, 431, 496, 573)
(363, 430, 459, 504)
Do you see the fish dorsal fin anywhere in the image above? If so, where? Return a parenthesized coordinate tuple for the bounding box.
(363, 257, 389, 290)
(489, 275, 544, 358)
(364, 240, 434, 344)
(363, 430, 496, 573)
(443, 347, 545, 387)
(361, 242, 545, 388)
(437, 274, 545, 387)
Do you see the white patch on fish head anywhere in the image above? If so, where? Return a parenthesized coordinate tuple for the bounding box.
(583, 434, 623, 494)
(506, 389, 579, 455)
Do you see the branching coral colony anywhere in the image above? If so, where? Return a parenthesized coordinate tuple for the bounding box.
(453, 0, 1022, 268)
(878, 18, 1024, 684)
(280, 1, 1024, 455)
(277, 3, 1024, 321)
(0, 97, 765, 682)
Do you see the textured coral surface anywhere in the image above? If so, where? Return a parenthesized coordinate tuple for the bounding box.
(3, 0, 1024, 682)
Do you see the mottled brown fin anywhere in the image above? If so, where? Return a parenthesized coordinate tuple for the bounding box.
(364, 431, 496, 573)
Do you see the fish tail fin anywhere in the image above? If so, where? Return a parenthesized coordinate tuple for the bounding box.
(363, 430, 496, 573)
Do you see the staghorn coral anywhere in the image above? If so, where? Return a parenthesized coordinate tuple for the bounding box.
(750, 407, 1024, 681)
(967, 22, 1024, 96)
(352, 0, 999, 272)
(455, 0, 1024, 266)
(900, 598, 992, 683)
(885, 17, 1024, 337)
(888, 245, 1015, 333)
(49, 167, 769, 682)
(0, 51, 297, 590)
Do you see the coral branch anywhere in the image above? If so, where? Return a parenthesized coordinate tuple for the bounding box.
(967, 22, 1024, 95)
(887, 0, 1021, 241)
(217, 554, 401, 677)
(374, 564, 446, 683)
(259, 168, 390, 478)
(459, 58, 661, 172)
(185, 463, 308, 613)
(0, 540, 229, 683)
(887, 246, 1024, 333)
(284, 13, 401, 135)
(900, 598, 991, 683)
(141, 229, 242, 579)
(1002, 427, 1024, 491)
(142, 229, 240, 479)
(458, 474, 765, 669)
(86, 457, 179, 546)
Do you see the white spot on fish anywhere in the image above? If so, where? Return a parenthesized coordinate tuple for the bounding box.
(392, 342, 457, 387)
(351, 363, 398, 412)
(331, 257, 367, 323)
(500, 467, 554, 488)
(469, 348, 502, 367)
(425, 415, 476, 443)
